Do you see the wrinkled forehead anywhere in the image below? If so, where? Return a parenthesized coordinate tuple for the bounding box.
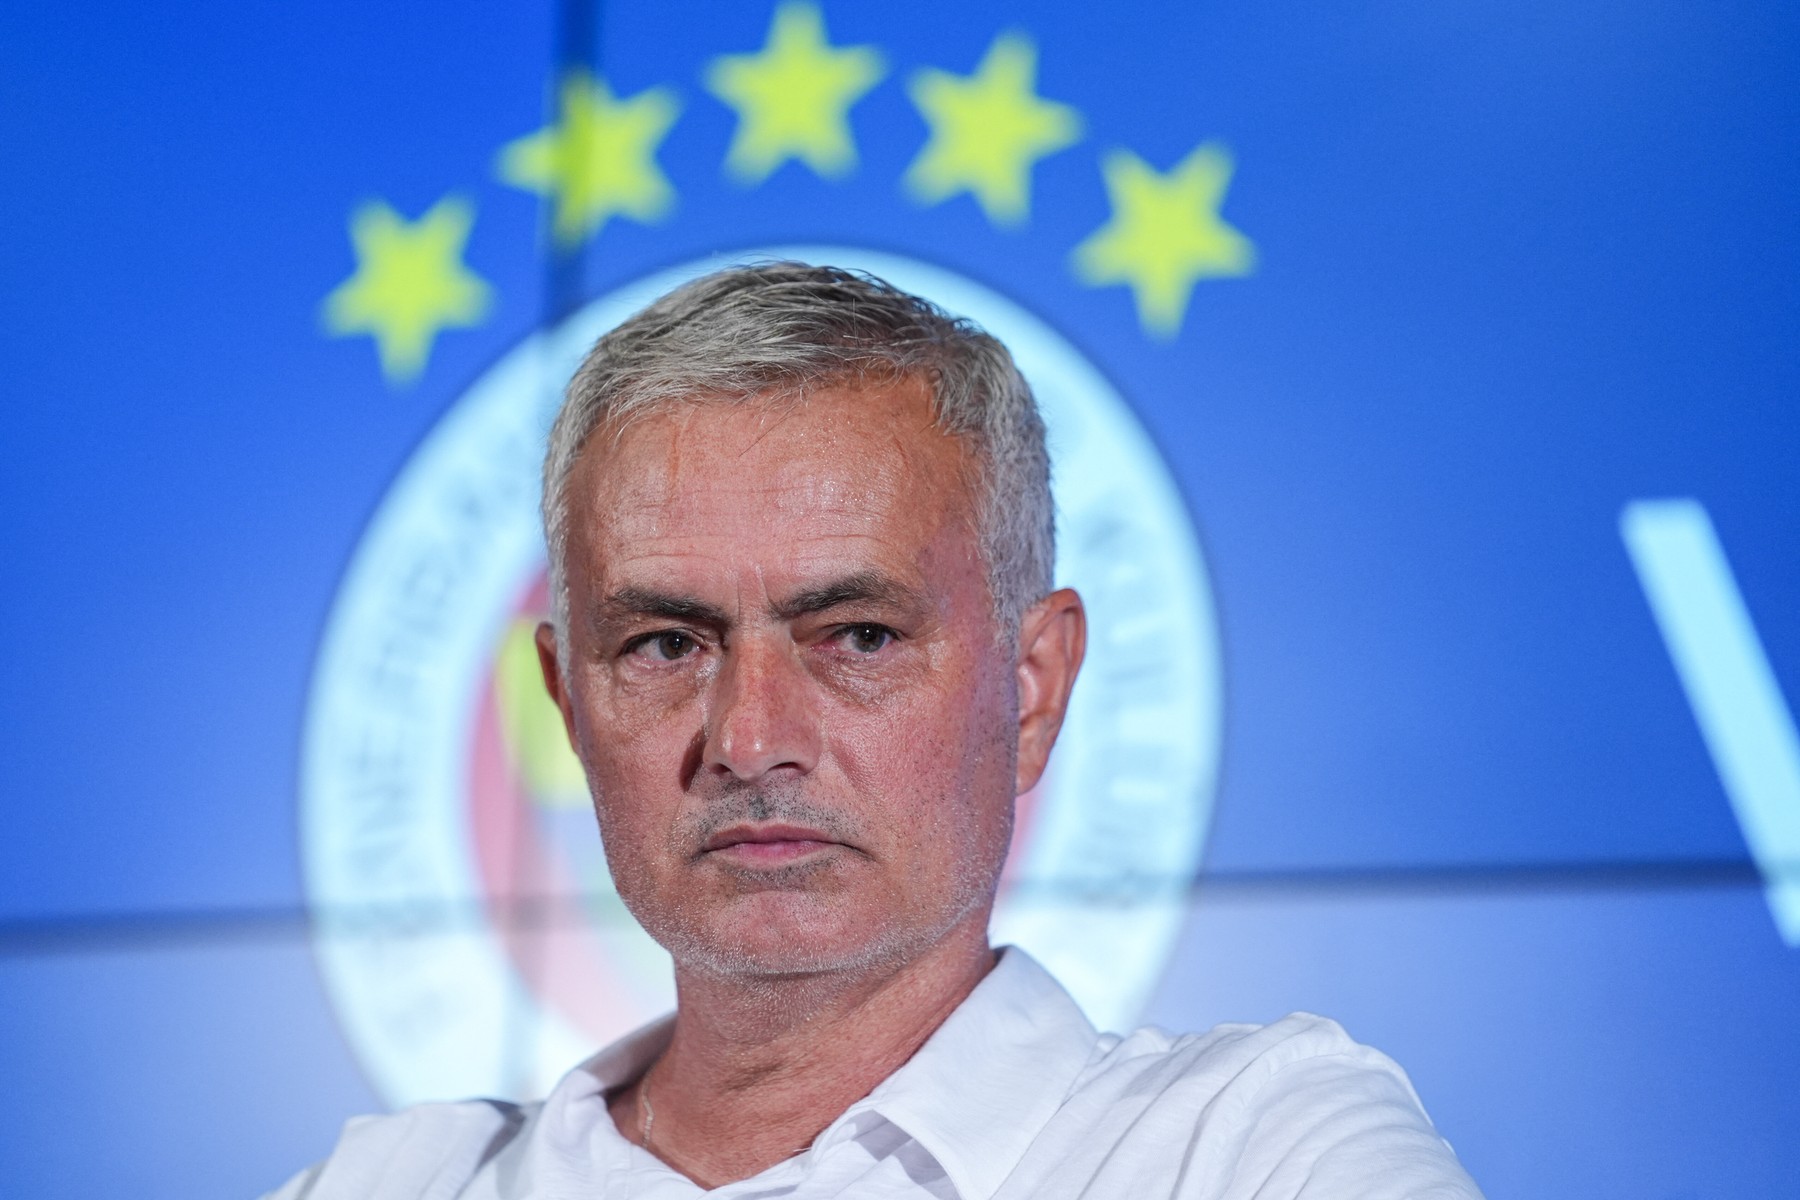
(561, 378, 982, 585)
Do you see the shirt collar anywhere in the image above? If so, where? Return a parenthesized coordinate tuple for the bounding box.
(551, 947, 1098, 1198)
(850, 946, 1099, 1200)
(544, 1011, 673, 1159)
(571, 1011, 675, 1093)
(543, 1007, 676, 1180)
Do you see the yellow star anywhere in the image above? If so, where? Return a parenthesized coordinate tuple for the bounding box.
(321, 195, 492, 384)
(705, 2, 886, 184)
(903, 32, 1082, 226)
(496, 70, 680, 247)
(1071, 142, 1256, 338)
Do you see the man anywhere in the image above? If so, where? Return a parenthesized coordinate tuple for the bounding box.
(268, 263, 1482, 1198)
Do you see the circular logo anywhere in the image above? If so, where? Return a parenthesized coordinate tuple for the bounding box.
(300, 249, 1222, 1106)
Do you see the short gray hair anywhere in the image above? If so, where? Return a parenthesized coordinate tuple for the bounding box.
(542, 261, 1054, 645)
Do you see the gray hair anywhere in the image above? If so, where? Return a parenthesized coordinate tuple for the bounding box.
(541, 261, 1054, 647)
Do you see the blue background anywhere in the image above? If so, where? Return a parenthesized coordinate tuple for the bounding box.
(3, 0, 1798, 1195)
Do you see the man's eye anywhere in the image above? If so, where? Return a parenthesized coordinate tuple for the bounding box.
(838, 624, 895, 654)
(632, 631, 698, 661)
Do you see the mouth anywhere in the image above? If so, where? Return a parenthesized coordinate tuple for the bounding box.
(700, 822, 847, 866)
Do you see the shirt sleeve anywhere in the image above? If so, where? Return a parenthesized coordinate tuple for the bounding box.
(1223, 1043, 1484, 1200)
(1009, 1013, 1485, 1200)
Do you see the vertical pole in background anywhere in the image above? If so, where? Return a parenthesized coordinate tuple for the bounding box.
(544, 0, 603, 325)
(501, 0, 606, 1102)
(1622, 498, 1800, 946)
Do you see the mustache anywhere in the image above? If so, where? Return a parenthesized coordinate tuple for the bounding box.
(683, 782, 865, 851)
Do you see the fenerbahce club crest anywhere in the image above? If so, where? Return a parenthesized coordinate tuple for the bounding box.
(302, 249, 1223, 1106)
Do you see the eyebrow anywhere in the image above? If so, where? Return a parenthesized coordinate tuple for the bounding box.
(594, 572, 926, 630)
(596, 587, 731, 629)
(772, 571, 927, 621)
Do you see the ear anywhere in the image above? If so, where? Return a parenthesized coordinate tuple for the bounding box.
(1014, 588, 1087, 796)
(534, 621, 580, 748)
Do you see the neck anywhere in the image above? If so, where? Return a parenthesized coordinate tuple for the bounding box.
(614, 917, 997, 1188)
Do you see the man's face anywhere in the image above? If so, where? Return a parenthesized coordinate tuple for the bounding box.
(540, 377, 1031, 977)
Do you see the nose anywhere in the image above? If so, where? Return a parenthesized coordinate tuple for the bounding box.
(701, 636, 821, 782)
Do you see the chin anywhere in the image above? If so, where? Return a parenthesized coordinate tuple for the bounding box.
(657, 891, 935, 980)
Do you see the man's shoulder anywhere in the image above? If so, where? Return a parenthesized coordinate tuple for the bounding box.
(259, 1098, 536, 1200)
(1096, 1010, 1406, 1079)
(1017, 1012, 1483, 1199)
(1081, 1009, 1437, 1125)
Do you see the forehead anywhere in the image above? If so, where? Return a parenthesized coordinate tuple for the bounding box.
(564, 378, 979, 587)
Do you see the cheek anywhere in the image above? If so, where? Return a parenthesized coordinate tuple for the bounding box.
(832, 661, 1018, 845)
(582, 653, 712, 731)
(583, 741, 692, 929)
(567, 652, 704, 763)
(567, 673, 701, 852)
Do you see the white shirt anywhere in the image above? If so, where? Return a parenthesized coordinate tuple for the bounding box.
(265, 948, 1482, 1199)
